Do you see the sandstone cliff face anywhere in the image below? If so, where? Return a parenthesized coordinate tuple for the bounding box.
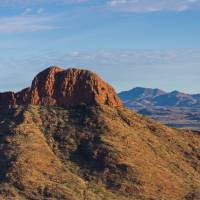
(0, 67, 122, 108)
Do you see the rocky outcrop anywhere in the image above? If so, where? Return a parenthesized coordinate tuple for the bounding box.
(0, 67, 122, 108)
(0, 92, 16, 107)
(16, 87, 31, 105)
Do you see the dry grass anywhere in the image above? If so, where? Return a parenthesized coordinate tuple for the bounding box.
(0, 105, 200, 199)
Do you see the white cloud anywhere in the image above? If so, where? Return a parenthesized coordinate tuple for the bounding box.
(49, 49, 200, 66)
(0, 0, 89, 6)
(0, 0, 199, 12)
(0, 14, 59, 33)
(37, 8, 45, 14)
(107, 0, 200, 12)
(22, 8, 32, 15)
(0, 48, 200, 92)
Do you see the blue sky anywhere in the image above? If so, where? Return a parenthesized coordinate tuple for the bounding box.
(0, 0, 200, 93)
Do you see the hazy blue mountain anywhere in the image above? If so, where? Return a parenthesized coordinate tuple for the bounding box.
(153, 91, 198, 107)
(118, 88, 200, 108)
(118, 87, 200, 130)
(118, 87, 166, 101)
(192, 94, 200, 101)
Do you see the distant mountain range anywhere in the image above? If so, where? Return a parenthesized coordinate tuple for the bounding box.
(118, 87, 200, 130)
(118, 87, 200, 110)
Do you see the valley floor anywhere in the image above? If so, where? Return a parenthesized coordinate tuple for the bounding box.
(133, 106, 200, 131)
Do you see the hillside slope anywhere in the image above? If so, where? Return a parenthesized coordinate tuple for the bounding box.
(0, 67, 200, 200)
(0, 104, 200, 200)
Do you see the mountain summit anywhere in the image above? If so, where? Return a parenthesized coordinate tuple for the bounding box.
(119, 87, 166, 102)
(0, 67, 122, 108)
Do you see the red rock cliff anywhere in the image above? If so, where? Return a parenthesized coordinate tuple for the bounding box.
(0, 67, 122, 108)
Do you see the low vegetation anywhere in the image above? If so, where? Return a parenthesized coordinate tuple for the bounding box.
(0, 104, 200, 199)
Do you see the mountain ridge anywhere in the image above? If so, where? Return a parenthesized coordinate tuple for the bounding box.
(119, 87, 166, 103)
(118, 87, 200, 130)
(118, 87, 200, 108)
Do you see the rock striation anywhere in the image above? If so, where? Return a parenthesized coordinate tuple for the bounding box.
(0, 67, 122, 108)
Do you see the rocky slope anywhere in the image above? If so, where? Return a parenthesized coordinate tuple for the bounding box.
(0, 67, 200, 200)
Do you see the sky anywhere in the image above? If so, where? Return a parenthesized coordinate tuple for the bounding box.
(0, 0, 200, 93)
